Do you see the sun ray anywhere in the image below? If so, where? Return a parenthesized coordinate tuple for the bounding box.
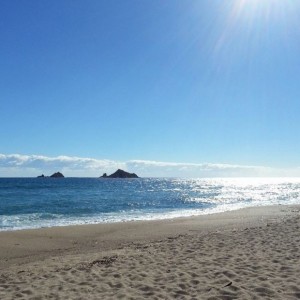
(214, 0, 300, 60)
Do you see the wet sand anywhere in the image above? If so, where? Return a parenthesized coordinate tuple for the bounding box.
(1, 205, 300, 299)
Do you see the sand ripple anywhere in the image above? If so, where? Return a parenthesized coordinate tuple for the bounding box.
(1, 208, 300, 299)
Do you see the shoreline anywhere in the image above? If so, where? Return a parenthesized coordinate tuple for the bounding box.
(0, 204, 297, 268)
(1, 204, 300, 299)
(0, 201, 295, 233)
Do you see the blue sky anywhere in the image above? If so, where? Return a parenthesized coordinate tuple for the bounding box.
(1, 0, 300, 177)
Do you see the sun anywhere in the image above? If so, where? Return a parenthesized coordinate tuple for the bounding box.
(211, 0, 299, 68)
(230, 0, 295, 21)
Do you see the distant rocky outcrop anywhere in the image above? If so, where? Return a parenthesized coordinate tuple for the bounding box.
(50, 172, 64, 178)
(101, 169, 139, 178)
(37, 172, 64, 178)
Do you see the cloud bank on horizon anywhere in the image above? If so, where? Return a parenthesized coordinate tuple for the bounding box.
(0, 153, 299, 178)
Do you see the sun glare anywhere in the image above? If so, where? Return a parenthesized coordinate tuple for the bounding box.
(231, 0, 296, 22)
(214, 0, 298, 56)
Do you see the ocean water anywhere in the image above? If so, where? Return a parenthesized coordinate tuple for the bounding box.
(0, 177, 300, 231)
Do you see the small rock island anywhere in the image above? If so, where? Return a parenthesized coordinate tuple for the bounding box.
(50, 172, 64, 178)
(37, 172, 65, 178)
(101, 169, 139, 179)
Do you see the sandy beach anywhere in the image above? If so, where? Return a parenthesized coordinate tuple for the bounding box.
(1, 205, 300, 299)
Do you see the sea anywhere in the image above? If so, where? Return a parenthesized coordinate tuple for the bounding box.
(0, 177, 300, 231)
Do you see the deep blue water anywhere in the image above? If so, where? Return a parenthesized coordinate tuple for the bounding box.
(0, 177, 300, 231)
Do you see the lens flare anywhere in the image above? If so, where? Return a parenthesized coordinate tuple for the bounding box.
(214, 0, 299, 61)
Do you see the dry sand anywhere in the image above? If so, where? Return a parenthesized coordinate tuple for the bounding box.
(0, 205, 300, 299)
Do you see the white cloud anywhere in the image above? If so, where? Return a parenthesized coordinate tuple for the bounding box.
(126, 160, 273, 177)
(0, 154, 124, 177)
(0, 153, 299, 177)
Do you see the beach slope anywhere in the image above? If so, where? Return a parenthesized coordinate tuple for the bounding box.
(0, 205, 300, 299)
